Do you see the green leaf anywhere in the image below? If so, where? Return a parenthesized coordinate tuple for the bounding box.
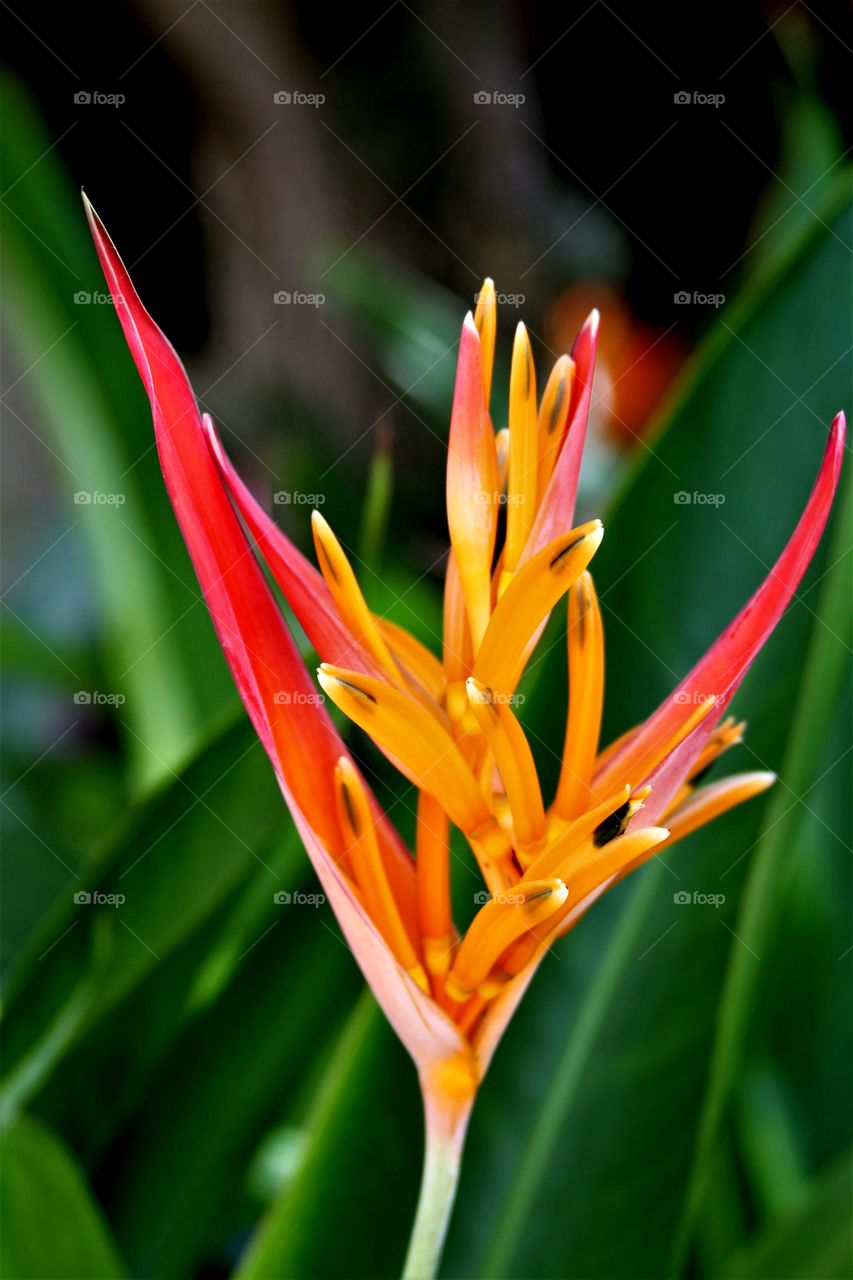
(104, 896, 359, 1279)
(0, 71, 231, 787)
(669, 474, 852, 1271)
(0, 1113, 126, 1279)
(236, 995, 422, 1280)
(719, 1154, 853, 1279)
(1, 716, 288, 1108)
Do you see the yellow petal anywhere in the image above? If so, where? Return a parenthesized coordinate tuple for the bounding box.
(665, 771, 775, 846)
(553, 571, 605, 819)
(474, 520, 603, 695)
(503, 322, 538, 583)
(312, 511, 401, 683)
(537, 355, 574, 500)
(416, 790, 455, 979)
(466, 677, 546, 864)
(443, 550, 474, 723)
(318, 665, 511, 894)
(567, 825, 671, 910)
(495, 427, 510, 493)
(378, 617, 446, 704)
(529, 785, 632, 879)
(446, 879, 568, 1001)
(335, 757, 429, 992)
(473, 277, 497, 407)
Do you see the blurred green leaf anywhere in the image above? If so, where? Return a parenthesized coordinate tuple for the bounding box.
(104, 896, 359, 1278)
(719, 1153, 853, 1280)
(0, 1113, 127, 1279)
(237, 994, 422, 1280)
(0, 72, 231, 787)
(2, 716, 288, 1104)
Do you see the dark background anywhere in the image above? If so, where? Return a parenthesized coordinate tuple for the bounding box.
(4, 0, 851, 456)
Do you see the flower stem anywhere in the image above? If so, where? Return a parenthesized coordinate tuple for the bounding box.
(402, 1078, 475, 1280)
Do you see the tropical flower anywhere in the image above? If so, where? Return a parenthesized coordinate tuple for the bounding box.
(84, 195, 845, 1280)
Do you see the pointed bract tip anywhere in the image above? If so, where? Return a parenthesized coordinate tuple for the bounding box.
(465, 675, 491, 706)
(830, 409, 846, 446)
(463, 311, 479, 337)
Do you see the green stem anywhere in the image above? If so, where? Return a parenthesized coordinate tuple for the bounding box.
(402, 1082, 474, 1280)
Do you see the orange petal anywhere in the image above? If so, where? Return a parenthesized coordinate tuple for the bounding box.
(474, 521, 603, 694)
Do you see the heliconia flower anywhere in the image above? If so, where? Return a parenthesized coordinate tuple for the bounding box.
(84, 196, 845, 1280)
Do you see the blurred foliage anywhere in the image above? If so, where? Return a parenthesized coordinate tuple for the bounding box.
(1, 68, 851, 1280)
